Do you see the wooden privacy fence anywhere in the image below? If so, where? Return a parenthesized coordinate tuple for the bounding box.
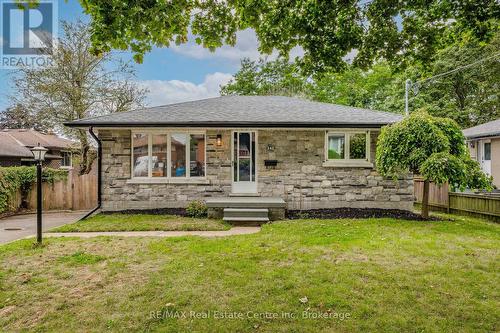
(7, 167, 97, 212)
(448, 193, 500, 220)
(414, 177, 500, 221)
(414, 177, 449, 210)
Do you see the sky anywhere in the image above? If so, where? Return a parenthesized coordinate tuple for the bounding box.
(0, 0, 282, 110)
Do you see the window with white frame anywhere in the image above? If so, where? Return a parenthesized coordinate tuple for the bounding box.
(61, 151, 72, 168)
(132, 131, 206, 178)
(325, 130, 371, 166)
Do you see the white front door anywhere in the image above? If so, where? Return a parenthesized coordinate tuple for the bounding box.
(481, 140, 492, 176)
(232, 131, 257, 193)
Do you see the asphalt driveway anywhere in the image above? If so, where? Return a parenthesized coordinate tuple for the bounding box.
(0, 211, 87, 244)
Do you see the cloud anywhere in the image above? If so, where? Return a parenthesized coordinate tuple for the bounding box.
(172, 29, 260, 61)
(171, 29, 304, 63)
(138, 72, 233, 106)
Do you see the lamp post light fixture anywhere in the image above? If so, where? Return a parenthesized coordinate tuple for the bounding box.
(31, 143, 48, 244)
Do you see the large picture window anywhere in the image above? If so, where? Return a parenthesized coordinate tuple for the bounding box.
(133, 133, 149, 177)
(131, 131, 206, 179)
(325, 130, 372, 167)
(190, 134, 206, 177)
(171, 133, 187, 177)
(152, 134, 168, 177)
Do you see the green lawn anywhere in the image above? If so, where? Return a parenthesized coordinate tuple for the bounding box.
(49, 213, 230, 232)
(1, 214, 499, 332)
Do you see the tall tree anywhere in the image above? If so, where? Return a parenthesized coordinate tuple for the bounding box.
(221, 58, 308, 97)
(221, 28, 500, 127)
(80, 0, 499, 73)
(412, 31, 500, 127)
(309, 62, 402, 112)
(0, 104, 50, 131)
(220, 58, 406, 113)
(11, 21, 147, 174)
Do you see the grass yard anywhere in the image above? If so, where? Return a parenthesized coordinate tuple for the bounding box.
(1, 214, 499, 332)
(49, 213, 230, 232)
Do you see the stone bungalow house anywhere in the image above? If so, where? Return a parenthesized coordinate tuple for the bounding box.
(66, 96, 413, 221)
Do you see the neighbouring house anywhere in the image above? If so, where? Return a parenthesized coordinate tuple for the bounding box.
(0, 129, 75, 169)
(65, 96, 413, 221)
(463, 118, 500, 188)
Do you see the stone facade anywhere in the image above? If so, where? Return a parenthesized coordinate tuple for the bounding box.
(98, 128, 414, 212)
(258, 130, 413, 210)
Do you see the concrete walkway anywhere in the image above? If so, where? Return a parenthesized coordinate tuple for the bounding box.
(0, 211, 88, 244)
(43, 226, 261, 239)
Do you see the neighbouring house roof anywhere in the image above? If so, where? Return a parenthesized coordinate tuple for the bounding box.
(65, 96, 403, 128)
(0, 132, 33, 158)
(0, 129, 75, 160)
(463, 119, 500, 139)
(3, 129, 75, 149)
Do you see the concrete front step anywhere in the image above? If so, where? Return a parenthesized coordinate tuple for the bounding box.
(223, 208, 270, 222)
(206, 197, 286, 222)
(223, 216, 270, 222)
(224, 208, 269, 218)
(206, 197, 286, 209)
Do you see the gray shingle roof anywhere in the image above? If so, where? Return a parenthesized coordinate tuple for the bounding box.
(3, 129, 74, 148)
(65, 96, 403, 128)
(0, 129, 76, 159)
(463, 119, 500, 139)
(0, 132, 33, 158)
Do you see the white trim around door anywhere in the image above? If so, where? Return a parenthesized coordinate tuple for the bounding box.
(231, 130, 258, 194)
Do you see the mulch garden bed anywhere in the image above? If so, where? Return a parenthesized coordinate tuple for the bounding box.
(287, 208, 442, 221)
(104, 207, 442, 221)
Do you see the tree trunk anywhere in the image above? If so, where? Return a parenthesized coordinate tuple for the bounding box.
(77, 129, 95, 175)
(421, 179, 430, 219)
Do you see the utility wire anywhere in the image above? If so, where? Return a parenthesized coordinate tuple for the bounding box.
(415, 51, 500, 85)
(405, 51, 500, 114)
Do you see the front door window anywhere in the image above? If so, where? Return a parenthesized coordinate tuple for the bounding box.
(233, 131, 257, 193)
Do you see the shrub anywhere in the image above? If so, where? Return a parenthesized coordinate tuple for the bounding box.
(186, 200, 208, 218)
(0, 166, 68, 214)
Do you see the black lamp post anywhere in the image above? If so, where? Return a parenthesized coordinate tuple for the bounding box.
(31, 144, 48, 244)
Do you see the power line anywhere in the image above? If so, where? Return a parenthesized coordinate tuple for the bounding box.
(405, 51, 500, 115)
(415, 51, 500, 85)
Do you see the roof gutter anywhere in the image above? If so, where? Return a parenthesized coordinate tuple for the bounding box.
(79, 126, 102, 220)
(64, 122, 397, 129)
(464, 134, 500, 140)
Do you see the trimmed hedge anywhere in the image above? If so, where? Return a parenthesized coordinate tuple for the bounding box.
(0, 166, 68, 214)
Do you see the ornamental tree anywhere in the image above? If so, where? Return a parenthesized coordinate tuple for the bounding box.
(376, 112, 492, 218)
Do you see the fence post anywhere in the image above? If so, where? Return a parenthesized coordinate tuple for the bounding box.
(447, 192, 451, 213)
